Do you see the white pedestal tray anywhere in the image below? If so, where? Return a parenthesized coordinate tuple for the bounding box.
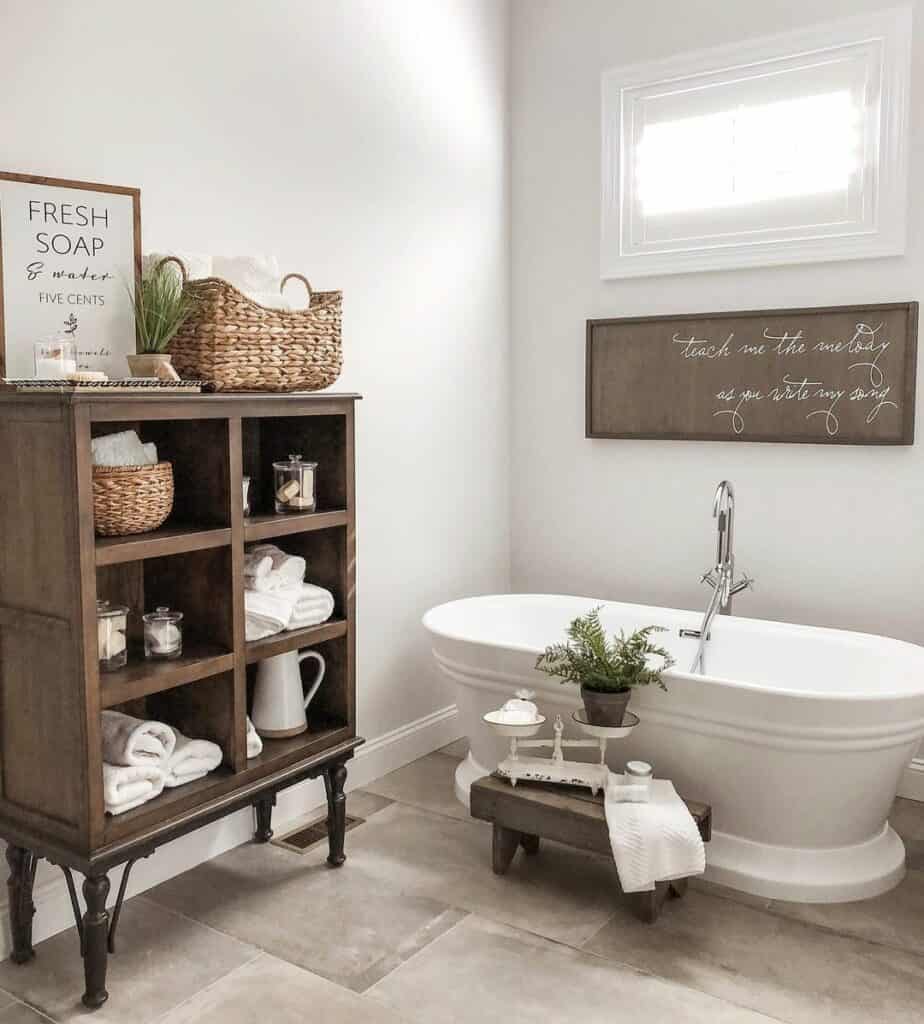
(483, 708, 639, 795)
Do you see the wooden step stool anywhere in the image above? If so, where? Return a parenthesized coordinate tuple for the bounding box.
(470, 774, 712, 924)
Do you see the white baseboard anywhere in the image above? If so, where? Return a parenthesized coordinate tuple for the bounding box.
(0, 703, 460, 959)
(898, 758, 924, 802)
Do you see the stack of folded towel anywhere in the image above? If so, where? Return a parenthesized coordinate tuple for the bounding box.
(603, 770, 706, 893)
(244, 543, 335, 641)
(101, 710, 224, 816)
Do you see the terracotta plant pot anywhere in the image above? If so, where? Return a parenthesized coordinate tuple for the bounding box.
(126, 353, 178, 379)
(580, 685, 631, 727)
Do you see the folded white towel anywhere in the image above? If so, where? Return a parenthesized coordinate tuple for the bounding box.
(245, 544, 306, 593)
(143, 251, 213, 282)
(212, 253, 281, 296)
(604, 772, 705, 894)
(100, 710, 176, 768)
(245, 615, 282, 642)
(609, 783, 651, 804)
(103, 763, 165, 815)
(91, 430, 158, 468)
(165, 729, 223, 788)
(246, 717, 263, 758)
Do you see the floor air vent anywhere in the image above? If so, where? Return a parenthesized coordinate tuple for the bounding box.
(273, 814, 364, 854)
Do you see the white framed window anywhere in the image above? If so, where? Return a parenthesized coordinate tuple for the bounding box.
(601, 7, 911, 278)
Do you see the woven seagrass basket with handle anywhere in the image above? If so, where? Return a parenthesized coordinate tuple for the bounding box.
(159, 256, 343, 393)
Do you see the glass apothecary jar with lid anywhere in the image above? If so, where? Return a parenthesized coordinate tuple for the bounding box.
(273, 454, 317, 514)
(97, 600, 129, 672)
(143, 606, 183, 660)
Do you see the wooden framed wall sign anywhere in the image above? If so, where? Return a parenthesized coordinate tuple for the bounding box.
(0, 172, 141, 378)
(586, 303, 917, 444)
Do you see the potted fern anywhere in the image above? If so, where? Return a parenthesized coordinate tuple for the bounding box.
(535, 607, 674, 726)
(126, 262, 195, 377)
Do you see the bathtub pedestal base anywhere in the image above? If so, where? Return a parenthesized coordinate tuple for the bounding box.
(704, 824, 907, 903)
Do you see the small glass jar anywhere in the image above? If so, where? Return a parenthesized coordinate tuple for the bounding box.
(625, 760, 653, 792)
(273, 454, 317, 514)
(97, 600, 129, 672)
(34, 339, 77, 379)
(143, 606, 183, 660)
(242, 475, 252, 518)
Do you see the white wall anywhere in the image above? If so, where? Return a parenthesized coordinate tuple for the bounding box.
(509, 0, 924, 798)
(0, 0, 510, 947)
(510, 0, 924, 639)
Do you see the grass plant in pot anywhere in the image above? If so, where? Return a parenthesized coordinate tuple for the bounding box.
(126, 261, 195, 378)
(535, 607, 674, 726)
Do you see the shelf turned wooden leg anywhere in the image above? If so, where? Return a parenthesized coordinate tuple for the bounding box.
(6, 845, 37, 964)
(81, 873, 110, 1009)
(324, 760, 348, 867)
(492, 824, 521, 875)
(254, 795, 276, 843)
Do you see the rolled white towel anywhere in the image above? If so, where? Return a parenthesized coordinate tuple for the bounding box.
(604, 772, 705, 893)
(246, 717, 263, 758)
(103, 763, 165, 815)
(101, 710, 176, 768)
(244, 588, 300, 636)
(287, 584, 335, 629)
(243, 551, 273, 581)
(245, 544, 306, 592)
(165, 729, 223, 788)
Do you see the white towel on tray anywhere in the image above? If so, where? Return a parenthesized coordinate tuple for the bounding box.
(244, 582, 334, 640)
(165, 729, 223, 788)
(103, 763, 165, 815)
(101, 710, 176, 768)
(244, 544, 306, 593)
(604, 772, 705, 894)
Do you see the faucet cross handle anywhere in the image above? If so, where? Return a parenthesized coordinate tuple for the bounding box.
(729, 572, 754, 597)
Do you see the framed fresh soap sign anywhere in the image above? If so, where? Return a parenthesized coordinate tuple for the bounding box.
(0, 172, 141, 378)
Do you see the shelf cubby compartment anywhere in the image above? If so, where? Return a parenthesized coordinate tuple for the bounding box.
(96, 546, 234, 705)
(245, 632, 352, 777)
(90, 417, 233, 531)
(242, 414, 347, 520)
(102, 670, 237, 842)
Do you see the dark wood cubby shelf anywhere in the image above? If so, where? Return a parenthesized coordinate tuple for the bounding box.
(0, 391, 361, 864)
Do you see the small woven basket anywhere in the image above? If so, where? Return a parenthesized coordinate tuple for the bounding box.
(93, 463, 174, 537)
(160, 257, 342, 393)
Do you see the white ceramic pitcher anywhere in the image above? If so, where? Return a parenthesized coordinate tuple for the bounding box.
(252, 649, 325, 738)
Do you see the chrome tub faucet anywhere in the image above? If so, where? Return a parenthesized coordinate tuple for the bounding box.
(682, 480, 753, 673)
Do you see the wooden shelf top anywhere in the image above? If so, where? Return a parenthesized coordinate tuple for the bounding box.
(100, 642, 234, 708)
(245, 619, 348, 664)
(96, 525, 231, 566)
(243, 509, 348, 542)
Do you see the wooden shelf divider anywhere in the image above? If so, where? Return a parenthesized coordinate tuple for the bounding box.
(96, 525, 232, 566)
(244, 619, 348, 664)
(100, 642, 234, 708)
(243, 509, 348, 543)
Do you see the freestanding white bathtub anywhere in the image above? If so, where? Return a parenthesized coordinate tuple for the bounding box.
(423, 594, 924, 903)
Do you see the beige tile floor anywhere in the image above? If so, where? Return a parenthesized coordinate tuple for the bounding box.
(0, 748, 922, 1023)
